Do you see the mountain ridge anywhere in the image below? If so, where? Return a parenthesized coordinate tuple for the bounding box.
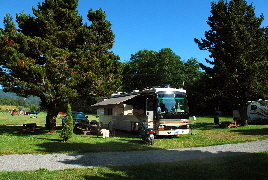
(0, 89, 40, 105)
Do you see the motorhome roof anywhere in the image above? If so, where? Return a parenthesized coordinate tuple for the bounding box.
(92, 94, 139, 106)
(142, 87, 186, 93)
(91, 87, 186, 107)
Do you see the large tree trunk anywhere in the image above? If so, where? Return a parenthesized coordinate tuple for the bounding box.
(45, 103, 60, 133)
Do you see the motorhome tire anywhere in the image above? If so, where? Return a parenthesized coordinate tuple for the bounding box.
(110, 130, 115, 137)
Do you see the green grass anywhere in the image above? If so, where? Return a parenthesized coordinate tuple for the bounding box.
(0, 114, 268, 179)
(0, 112, 98, 126)
(0, 114, 267, 155)
(0, 151, 268, 180)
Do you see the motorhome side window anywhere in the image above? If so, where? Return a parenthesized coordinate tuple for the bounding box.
(104, 108, 113, 115)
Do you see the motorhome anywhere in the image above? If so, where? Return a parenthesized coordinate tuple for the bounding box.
(92, 86, 190, 136)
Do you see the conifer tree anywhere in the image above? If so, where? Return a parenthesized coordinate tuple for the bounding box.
(194, 0, 268, 125)
(0, 0, 121, 132)
(60, 103, 73, 142)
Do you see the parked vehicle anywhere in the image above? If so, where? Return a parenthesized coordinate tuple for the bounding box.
(62, 111, 89, 127)
(92, 85, 190, 137)
(25, 111, 39, 115)
(247, 99, 268, 123)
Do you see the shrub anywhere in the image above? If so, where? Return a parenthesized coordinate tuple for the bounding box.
(60, 103, 74, 142)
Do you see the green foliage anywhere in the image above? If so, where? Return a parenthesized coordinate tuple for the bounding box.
(194, 0, 268, 121)
(122, 48, 204, 115)
(122, 48, 202, 91)
(0, 98, 41, 111)
(0, 98, 21, 106)
(0, 0, 122, 132)
(180, 59, 206, 114)
(60, 103, 74, 142)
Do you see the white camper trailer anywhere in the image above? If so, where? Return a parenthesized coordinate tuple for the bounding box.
(92, 86, 190, 136)
(247, 100, 268, 123)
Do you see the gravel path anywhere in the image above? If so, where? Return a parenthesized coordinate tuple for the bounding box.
(1, 140, 268, 172)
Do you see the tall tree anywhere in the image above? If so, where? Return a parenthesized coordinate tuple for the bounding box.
(183, 58, 203, 87)
(0, 0, 121, 132)
(122, 48, 186, 91)
(194, 0, 268, 125)
(181, 58, 205, 114)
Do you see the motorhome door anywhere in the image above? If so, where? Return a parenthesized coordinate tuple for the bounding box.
(146, 98, 154, 128)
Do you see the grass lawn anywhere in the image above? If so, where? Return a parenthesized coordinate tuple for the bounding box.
(0, 112, 98, 126)
(0, 113, 268, 179)
(1, 151, 268, 180)
(0, 114, 268, 155)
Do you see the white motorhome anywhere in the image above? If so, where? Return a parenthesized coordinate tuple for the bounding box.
(247, 100, 268, 122)
(91, 86, 190, 136)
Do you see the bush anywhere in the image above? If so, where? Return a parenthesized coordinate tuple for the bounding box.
(60, 103, 74, 142)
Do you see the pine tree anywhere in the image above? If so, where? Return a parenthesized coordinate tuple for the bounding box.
(194, 0, 268, 125)
(0, 0, 121, 132)
(60, 103, 73, 142)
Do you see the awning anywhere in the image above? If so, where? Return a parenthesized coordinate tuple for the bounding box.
(92, 94, 139, 107)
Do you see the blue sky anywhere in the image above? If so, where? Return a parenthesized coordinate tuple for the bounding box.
(0, 0, 268, 67)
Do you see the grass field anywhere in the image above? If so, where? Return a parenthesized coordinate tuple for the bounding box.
(0, 114, 268, 155)
(1, 152, 268, 180)
(0, 113, 268, 179)
(0, 112, 98, 126)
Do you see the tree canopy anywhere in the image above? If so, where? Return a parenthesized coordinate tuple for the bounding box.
(0, 0, 122, 132)
(194, 0, 268, 124)
(122, 48, 201, 91)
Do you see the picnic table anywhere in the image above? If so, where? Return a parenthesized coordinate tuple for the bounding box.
(19, 123, 41, 135)
(78, 124, 99, 135)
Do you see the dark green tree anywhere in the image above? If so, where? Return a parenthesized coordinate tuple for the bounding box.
(122, 48, 186, 91)
(17, 99, 27, 107)
(182, 58, 203, 87)
(60, 103, 73, 142)
(181, 58, 206, 115)
(194, 0, 268, 125)
(0, 0, 121, 132)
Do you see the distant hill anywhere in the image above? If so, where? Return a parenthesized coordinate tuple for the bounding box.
(0, 89, 40, 105)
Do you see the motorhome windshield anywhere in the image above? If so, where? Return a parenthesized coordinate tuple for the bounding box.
(157, 93, 187, 113)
